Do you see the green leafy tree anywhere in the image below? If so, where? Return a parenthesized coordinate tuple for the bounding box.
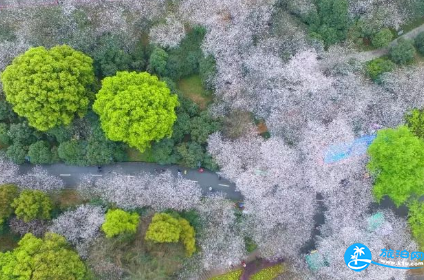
(415, 31, 424, 55)
(152, 138, 180, 165)
(148, 47, 168, 76)
(28, 141, 53, 164)
(0, 100, 17, 122)
(406, 108, 424, 139)
(93, 71, 179, 152)
(307, 0, 349, 46)
(0, 45, 95, 131)
(92, 34, 145, 78)
(189, 112, 221, 144)
(0, 233, 87, 280)
(8, 122, 38, 145)
(389, 38, 416, 65)
(0, 184, 19, 225)
(101, 209, 139, 238)
(164, 27, 207, 80)
(408, 201, 424, 249)
(46, 125, 73, 143)
(6, 143, 28, 164)
(366, 58, 395, 82)
(176, 142, 205, 168)
(58, 140, 87, 166)
(0, 123, 11, 145)
(367, 126, 424, 206)
(12, 190, 52, 222)
(371, 28, 393, 48)
(199, 55, 217, 90)
(145, 213, 182, 243)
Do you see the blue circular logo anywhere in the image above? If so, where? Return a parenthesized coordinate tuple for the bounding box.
(344, 243, 372, 271)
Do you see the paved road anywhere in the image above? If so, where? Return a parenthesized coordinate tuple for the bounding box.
(18, 162, 243, 200)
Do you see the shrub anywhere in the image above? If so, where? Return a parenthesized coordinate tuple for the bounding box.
(406, 108, 424, 139)
(101, 209, 139, 238)
(389, 38, 416, 65)
(250, 264, 284, 280)
(6, 143, 27, 164)
(0, 123, 10, 145)
(208, 269, 242, 280)
(371, 28, 393, 48)
(148, 47, 168, 76)
(0, 184, 19, 225)
(11, 190, 52, 222)
(366, 58, 395, 82)
(408, 201, 424, 249)
(0, 45, 94, 131)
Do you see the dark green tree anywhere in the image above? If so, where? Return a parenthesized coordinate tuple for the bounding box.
(28, 141, 53, 164)
(390, 38, 416, 65)
(176, 142, 204, 168)
(6, 143, 27, 164)
(148, 47, 168, 76)
(415, 31, 424, 55)
(0, 123, 11, 145)
(8, 122, 38, 145)
(189, 112, 221, 144)
(46, 125, 73, 143)
(58, 140, 87, 166)
(152, 139, 179, 165)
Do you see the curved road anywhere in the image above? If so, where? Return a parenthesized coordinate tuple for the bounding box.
(18, 162, 242, 200)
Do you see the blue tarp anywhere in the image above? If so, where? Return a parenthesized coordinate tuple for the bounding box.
(324, 135, 376, 164)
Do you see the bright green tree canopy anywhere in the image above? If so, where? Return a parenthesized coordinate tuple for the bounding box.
(0, 45, 94, 131)
(11, 190, 52, 222)
(101, 209, 139, 238)
(367, 126, 424, 206)
(0, 233, 87, 280)
(93, 71, 179, 152)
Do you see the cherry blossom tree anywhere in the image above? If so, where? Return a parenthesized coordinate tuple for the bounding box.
(195, 194, 246, 271)
(0, 156, 19, 184)
(149, 15, 186, 48)
(9, 217, 49, 237)
(49, 205, 105, 258)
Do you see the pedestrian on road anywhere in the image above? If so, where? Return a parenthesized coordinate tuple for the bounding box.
(208, 186, 212, 191)
(198, 168, 204, 173)
(184, 169, 187, 175)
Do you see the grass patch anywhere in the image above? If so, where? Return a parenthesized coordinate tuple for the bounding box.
(250, 264, 284, 280)
(177, 75, 212, 110)
(208, 269, 243, 280)
(126, 147, 155, 162)
(0, 234, 19, 252)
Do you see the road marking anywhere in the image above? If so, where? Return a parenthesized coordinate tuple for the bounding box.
(127, 175, 135, 178)
(188, 179, 198, 182)
(59, 174, 71, 177)
(218, 184, 230, 187)
(91, 174, 103, 177)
